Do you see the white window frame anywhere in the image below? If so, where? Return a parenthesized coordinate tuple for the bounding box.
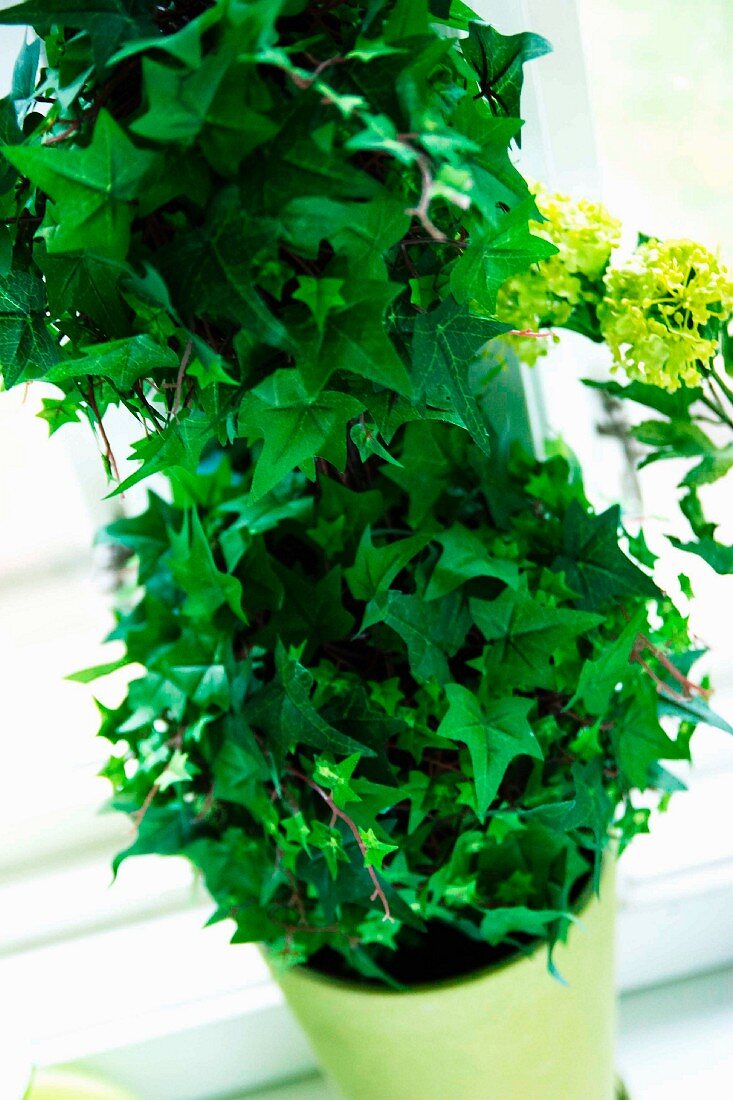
(1, 6, 732, 1098)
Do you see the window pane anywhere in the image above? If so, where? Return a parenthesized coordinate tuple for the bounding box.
(579, 0, 732, 259)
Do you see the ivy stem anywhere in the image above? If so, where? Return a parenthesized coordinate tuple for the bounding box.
(631, 634, 711, 702)
(86, 384, 120, 482)
(405, 154, 447, 242)
(288, 767, 394, 922)
(171, 338, 193, 419)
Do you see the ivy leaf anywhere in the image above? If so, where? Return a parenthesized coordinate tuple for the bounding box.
(37, 249, 130, 335)
(45, 334, 177, 390)
(614, 690, 685, 788)
(112, 413, 212, 495)
(553, 502, 660, 610)
(159, 188, 290, 351)
(0, 0, 158, 67)
(656, 689, 733, 736)
(450, 203, 557, 315)
(437, 684, 542, 820)
(213, 741, 269, 807)
(358, 827, 398, 870)
(112, 804, 197, 876)
(157, 749, 196, 792)
(244, 645, 375, 765)
(101, 489, 174, 580)
(263, 565, 354, 652)
(0, 269, 58, 385)
(169, 510, 246, 622)
(412, 296, 508, 454)
(238, 374, 364, 500)
(480, 907, 565, 946)
(470, 588, 602, 688)
(345, 527, 433, 603)
(313, 754, 362, 809)
(363, 590, 469, 684)
(569, 608, 646, 716)
(132, 55, 278, 173)
(292, 276, 345, 333)
(669, 536, 733, 576)
(299, 280, 412, 396)
(461, 23, 551, 132)
(384, 0, 429, 42)
(2, 111, 159, 258)
(425, 523, 518, 600)
(282, 193, 409, 279)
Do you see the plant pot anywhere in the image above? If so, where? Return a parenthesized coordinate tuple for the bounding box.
(275, 863, 616, 1100)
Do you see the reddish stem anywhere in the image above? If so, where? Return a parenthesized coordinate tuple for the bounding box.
(288, 767, 394, 922)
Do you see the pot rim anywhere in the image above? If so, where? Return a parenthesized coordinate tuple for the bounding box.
(270, 857, 612, 998)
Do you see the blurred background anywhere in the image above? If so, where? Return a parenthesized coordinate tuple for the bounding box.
(0, 3, 731, 1098)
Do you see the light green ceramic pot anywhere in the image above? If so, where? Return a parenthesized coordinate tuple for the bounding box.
(276, 863, 616, 1100)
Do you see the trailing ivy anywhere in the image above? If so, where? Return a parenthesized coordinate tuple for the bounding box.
(0, 0, 554, 485)
(0, 1, 727, 985)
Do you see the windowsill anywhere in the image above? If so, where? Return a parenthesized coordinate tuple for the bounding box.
(1, 762, 729, 1100)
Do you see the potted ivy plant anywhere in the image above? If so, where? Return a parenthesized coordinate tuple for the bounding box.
(0, 2, 730, 1098)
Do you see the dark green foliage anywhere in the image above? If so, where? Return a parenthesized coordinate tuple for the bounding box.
(0, 0, 552, 492)
(94, 433, 704, 980)
(587, 375, 733, 575)
(0, 0, 717, 985)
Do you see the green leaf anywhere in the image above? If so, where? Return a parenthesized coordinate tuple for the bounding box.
(384, 0, 429, 42)
(553, 502, 660, 610)
(480, 907, 565, 946)
(584, 377, 699, 421)
(299, 280, 412, 396)
(238, 374, 363, 500)
(437, 684, 542, 819)
(657, 689, 733, 736)
(37, 249, 130, 335)
(213, 741, 269, 807)
(160, 187, 289, 350)
(282, 193, 410, 279)
(0, 1, 158, 68)
(615, 690, 685, 788)
(244, 645, 375, 765)
(169, 510, 246, 622)
(2, 111, 159, 258)
(412, 296, 508, 454)
(112, 414, 212, 495)
(570, 608, 646, 716)
(113, 803, 196, 876)
(45, 335, 177, 389)
(461, 23, 551, 132)
(358, 827, 398, 870)
(132, 55, 278, 173)
(0, 269, 58, 385)
(292, 276, 345, 333)
(363, 590, 469, 684)
(669, 536, 733, 575)
(157, 748, 196, 792)
(450, 203, 557, 315)
(345, 527, 432, 603)
(470, 588, 602, 689)
(425, 524, 518, 600)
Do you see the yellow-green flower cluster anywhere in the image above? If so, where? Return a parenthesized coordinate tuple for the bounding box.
(496, 184, 622, 364)
(599, 239, 733, 392)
